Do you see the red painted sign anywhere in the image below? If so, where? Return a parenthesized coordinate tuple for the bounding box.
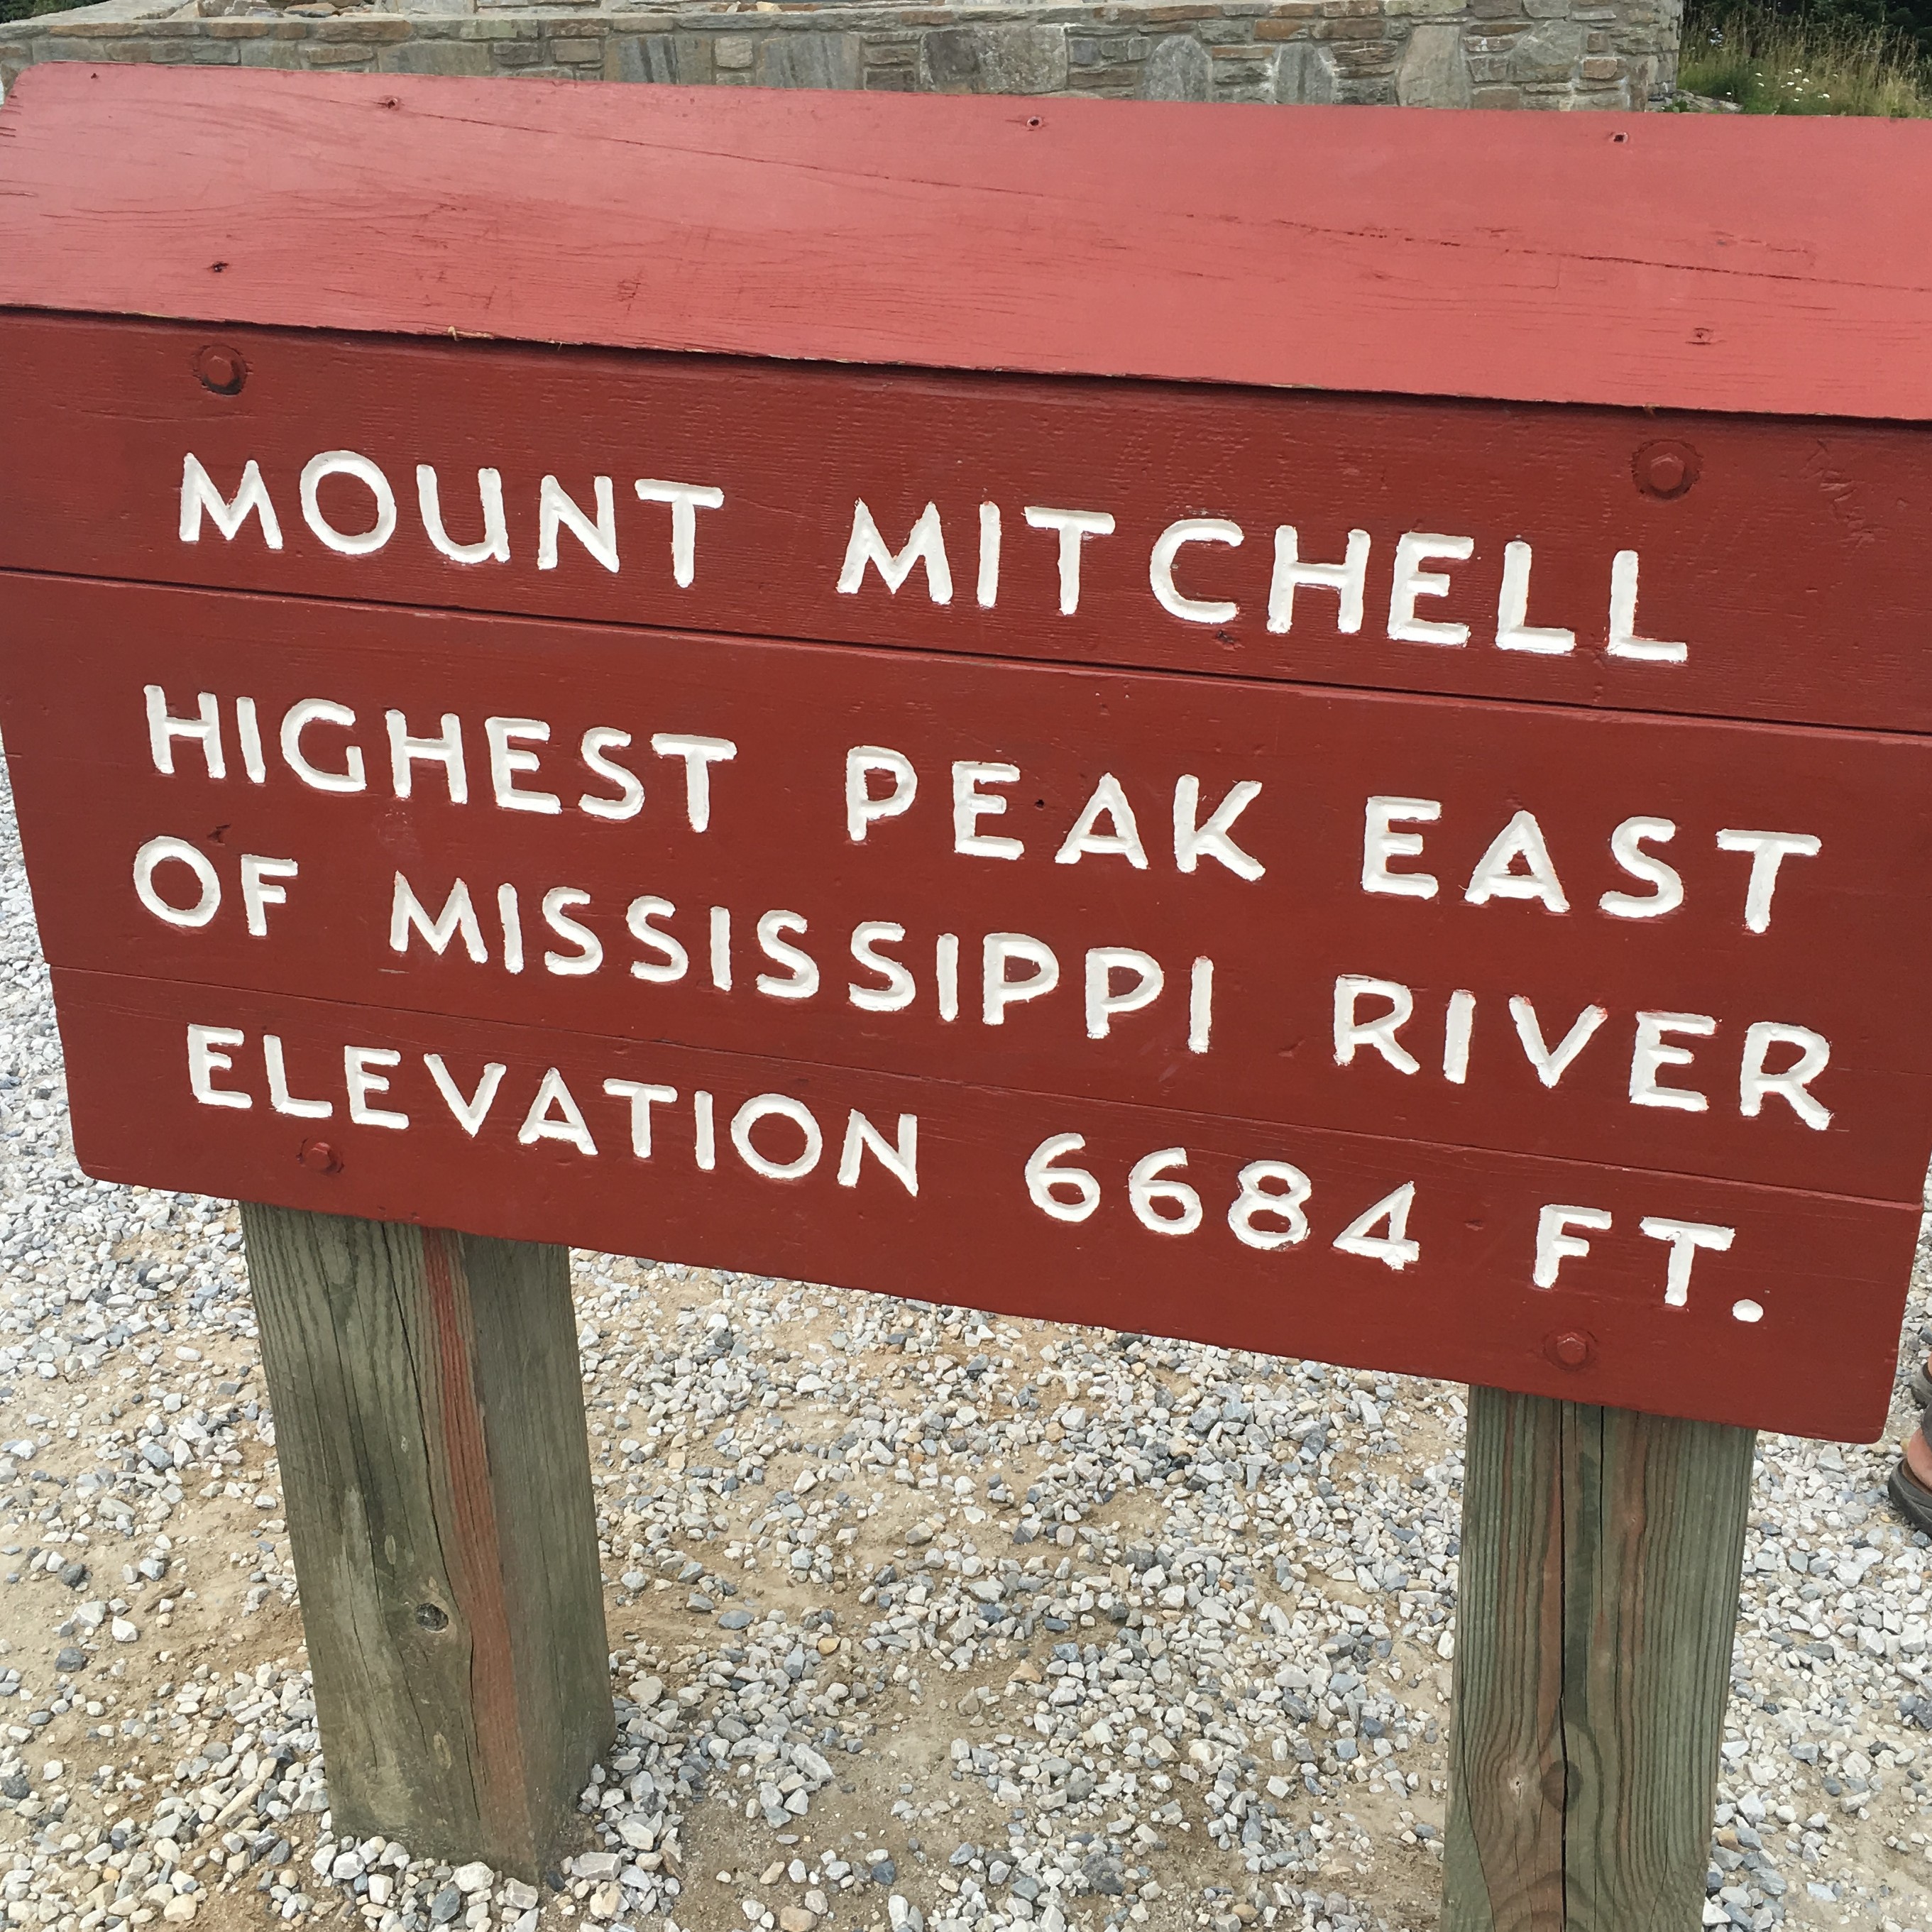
(2, 67, 1929, 1439)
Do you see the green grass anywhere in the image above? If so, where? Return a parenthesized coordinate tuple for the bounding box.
(1681, 5, 1932, 111)
(0, 0, 89, 19)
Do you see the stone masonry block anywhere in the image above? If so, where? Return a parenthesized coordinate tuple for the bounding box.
(379, 35, 493, 73)
(1329, 36, 1400, 69)
(235, 38, 307, 65)
(1273, 36, 1338, 98)
(1397, 17, 1471, 100)
(1141, 30, 1209, 95)
(1507, 13, 1582, 78)
(755, 30, 862, 89)
(316, 16, 411, 39)
(608, 30, 708, 82)
(919, 23, 1066, 93)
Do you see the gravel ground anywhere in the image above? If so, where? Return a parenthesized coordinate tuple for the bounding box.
(1, 750, 1930, 1932)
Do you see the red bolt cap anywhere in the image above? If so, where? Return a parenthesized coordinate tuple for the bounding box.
(194, 344, 247, 396)
(1549, 1330, 1593, 1368)
(298, 1140, 341, 1175)
(1644, 450, 1686, 493)
(1633, 439, 1698, 500)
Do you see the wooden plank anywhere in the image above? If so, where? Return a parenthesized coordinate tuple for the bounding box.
(9, 318, 1932, 732)
(1444, 1388, 1755, 1931)
(6, 67, 1932, 421)
(57, 968, 1916, 1439)
(241, 1202, 610, 1877)
(6, 573, 1927, 1204)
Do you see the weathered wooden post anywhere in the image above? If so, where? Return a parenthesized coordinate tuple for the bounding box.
(1444, 1394, 1755, 1931)
(243, 1207, 609, 1877)
(1, 62, 1929, 1903)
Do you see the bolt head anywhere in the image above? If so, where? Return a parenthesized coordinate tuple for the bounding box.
(1633, 439, 1698, 500)
(1550, 1330, 1593, 1368)
(298, 1140, 341, 1175)
(1645, 450, 1686, 493)
(193, 344, 247, 396)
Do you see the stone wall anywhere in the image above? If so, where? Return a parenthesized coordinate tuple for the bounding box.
(0, 0, 1681, 114)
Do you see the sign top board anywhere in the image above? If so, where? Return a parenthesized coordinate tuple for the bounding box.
(6, 62, 1932, 419)
(4, 66, 1932, 1445)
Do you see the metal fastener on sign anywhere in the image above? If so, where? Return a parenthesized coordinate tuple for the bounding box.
(1549, 1331, 1595, 1369)
(192, 344, 247, 395)
(298, 1139, 341, 1175)
(1633, 439, 1699, 500)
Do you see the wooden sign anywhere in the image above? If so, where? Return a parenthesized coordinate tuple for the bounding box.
(4, 66, 1932, 1442)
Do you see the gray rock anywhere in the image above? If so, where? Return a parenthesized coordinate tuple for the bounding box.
(920, 24, 1065, 96)
(1396, 23, 1471, 107)
(1142, 34, 1210, 102)
(754, 31, 860, 91)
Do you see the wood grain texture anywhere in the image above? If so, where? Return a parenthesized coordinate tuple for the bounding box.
(241, 1204, 610, 1876)
(1444, 1388, 1755, 1931)
(7, 66, 1932, 419)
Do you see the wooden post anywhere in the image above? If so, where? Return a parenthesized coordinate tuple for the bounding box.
(241, 1204, 611, 1879)
(1443, 1388, 1755, 1932)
